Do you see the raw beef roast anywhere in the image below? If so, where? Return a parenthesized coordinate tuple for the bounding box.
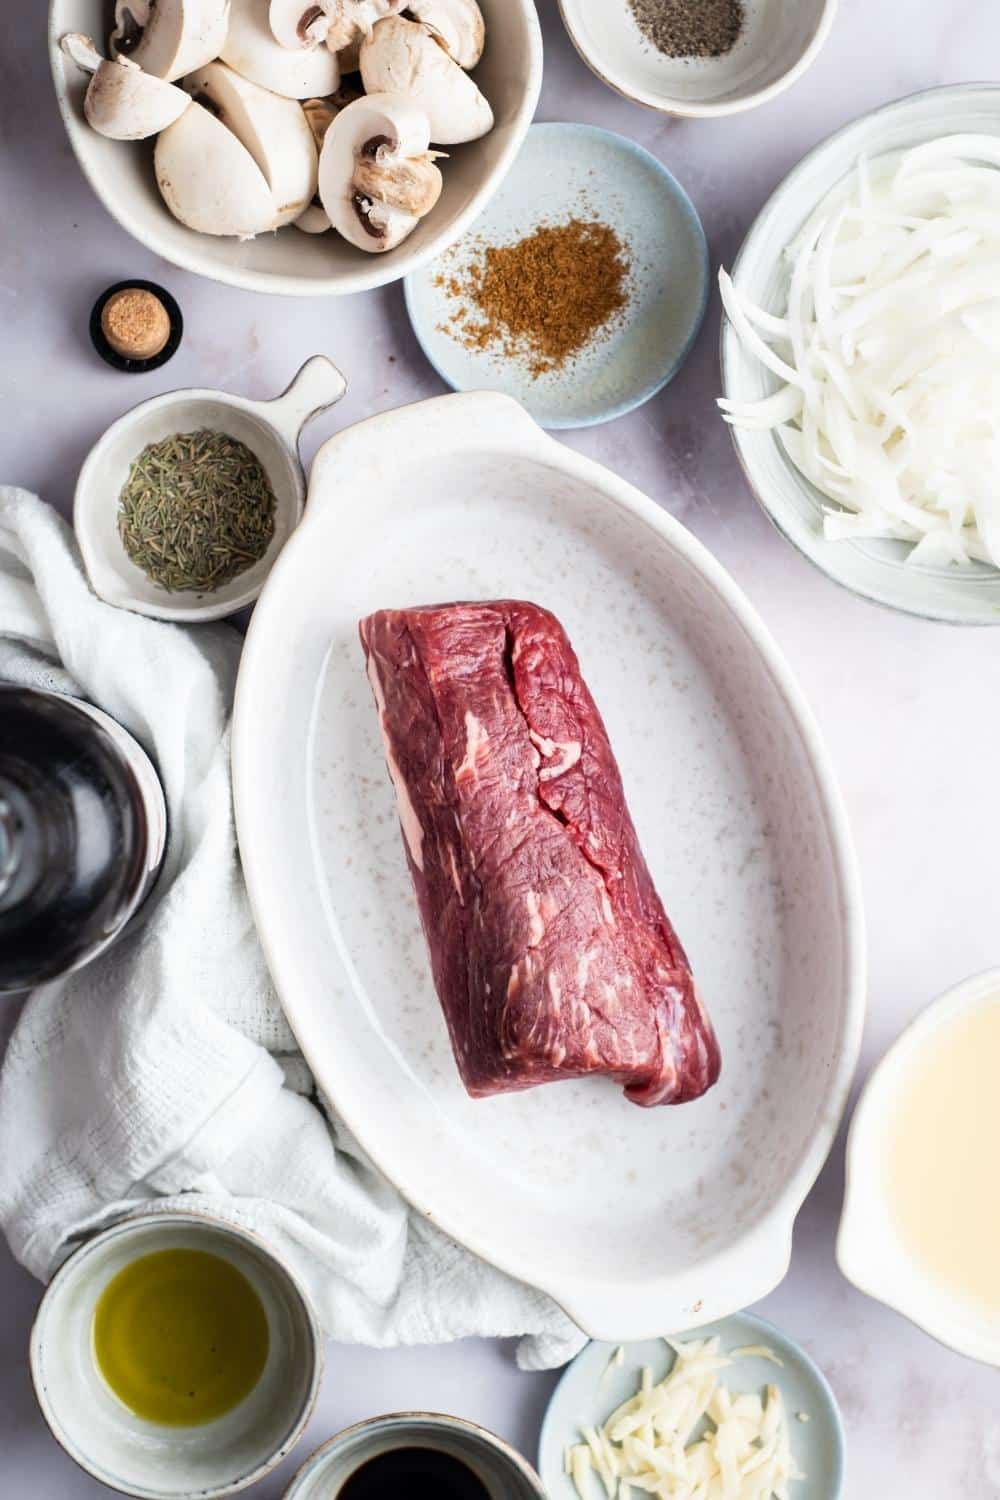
(359, 601, 720, 1107)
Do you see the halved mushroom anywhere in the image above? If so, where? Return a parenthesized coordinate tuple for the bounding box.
(359, 15, 492, 144)
(61, 32, 190, 139)
(294, 92, 357, 232)
(110, 0, 229, 82)
(185, 61, 317, 227)
(222, 0, 340, 98)
(405, 0, 484, 69)
(318, 91, 442, 252)
(268, 0, 402, 54)
(155, 101, 281, 237)
(336, 34, 363, 73)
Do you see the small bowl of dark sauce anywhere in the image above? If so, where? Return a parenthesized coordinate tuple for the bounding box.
(283, 1413, 547, 1500)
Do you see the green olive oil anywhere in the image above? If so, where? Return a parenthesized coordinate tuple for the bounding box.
(92, 1248, 269, 1426)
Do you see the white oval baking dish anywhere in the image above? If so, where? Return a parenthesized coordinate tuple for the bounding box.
(233, 392, 866, 1338)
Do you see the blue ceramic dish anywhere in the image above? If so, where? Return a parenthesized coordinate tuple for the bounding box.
(404, 122, 709, 429)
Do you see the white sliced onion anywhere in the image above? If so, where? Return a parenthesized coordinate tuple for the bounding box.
(719, 134, 1000, 569)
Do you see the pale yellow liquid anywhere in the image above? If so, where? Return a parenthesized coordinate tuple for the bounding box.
(888, 1001, 1000, 1311)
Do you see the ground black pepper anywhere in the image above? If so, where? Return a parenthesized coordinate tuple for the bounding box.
(437, 218, 631, 378)
(627, 0, 744, 58)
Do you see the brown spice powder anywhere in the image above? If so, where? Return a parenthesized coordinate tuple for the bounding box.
(438, 218, 631, 378)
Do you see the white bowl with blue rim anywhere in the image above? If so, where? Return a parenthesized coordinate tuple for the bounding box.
(404, 122, 709, 429)
(539, 1313, 845, 1500)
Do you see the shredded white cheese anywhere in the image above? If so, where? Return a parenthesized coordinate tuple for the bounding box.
(565, 1338, 804, 1500)
(719, 135, 1000, 569)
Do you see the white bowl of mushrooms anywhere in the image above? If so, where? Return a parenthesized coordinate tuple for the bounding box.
(48, 0, 542, 295)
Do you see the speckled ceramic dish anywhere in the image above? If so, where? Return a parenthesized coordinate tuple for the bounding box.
(721, 84, 1000, 624)
(404, 123, 709, 428)
(539, 1314, 844, 1500)
(233, 390, 865, 1339)
(30, 1212, 322, 1499)
(283, 1413, 547, 1500)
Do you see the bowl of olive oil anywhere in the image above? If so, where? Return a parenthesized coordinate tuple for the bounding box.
(30, 1212, 322, 1498)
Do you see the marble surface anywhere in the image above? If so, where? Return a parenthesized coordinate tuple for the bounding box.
(3, 1, 1000, 1495)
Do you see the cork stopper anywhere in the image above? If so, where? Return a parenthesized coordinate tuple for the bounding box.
(100, 288, 172, 361)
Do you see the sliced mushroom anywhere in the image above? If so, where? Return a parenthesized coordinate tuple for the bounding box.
(294, 91, 356, 231)
(155, 100, 281, 237)
(185, 61, 317, 227)
(110, 0, 229, 82)
(360, 15, 491, 144)
(336, 34, 362, 72)
(324, 0, 406, 49)
(405, 0, 483, 69)
(268, 0, 402, 54)
(61, 32, 190, 139)
(318, 91, 442, 252)
(301, 93, 337, 148)
(222, 0, 340, 98)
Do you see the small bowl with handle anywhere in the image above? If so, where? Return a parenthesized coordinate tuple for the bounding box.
(30, 1209, 323, 1499)
(74, 354, 346, 623)
(48, 0, 542, 298)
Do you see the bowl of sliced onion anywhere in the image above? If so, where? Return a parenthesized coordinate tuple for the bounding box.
(720, 84, 1000, 625)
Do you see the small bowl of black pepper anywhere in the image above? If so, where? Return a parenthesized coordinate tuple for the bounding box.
(556, 0, 837, 118)
(73, 357, 347, 623)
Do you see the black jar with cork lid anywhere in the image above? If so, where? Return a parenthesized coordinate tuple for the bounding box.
(0, 686, 167, 991)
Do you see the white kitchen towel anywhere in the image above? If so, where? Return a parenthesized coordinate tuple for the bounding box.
(0, 487, 584, 1371)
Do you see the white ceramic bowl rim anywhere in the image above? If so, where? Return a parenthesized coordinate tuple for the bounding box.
(403, 121, 711, 430)
(30, 1208, 324, 1500)
(555, 0, 838, 119)
(283, 1411, 547, 1500)
(722, 81, 1000, 625)
(837, 965, 1000, 1366)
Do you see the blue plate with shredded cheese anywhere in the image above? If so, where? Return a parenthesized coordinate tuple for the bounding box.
(539, 1312, 844, 1500)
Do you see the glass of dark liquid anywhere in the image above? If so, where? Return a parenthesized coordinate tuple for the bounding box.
(284, 1412, 547, 1500)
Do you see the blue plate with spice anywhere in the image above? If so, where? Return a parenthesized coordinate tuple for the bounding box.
(403, 122, 709, 429)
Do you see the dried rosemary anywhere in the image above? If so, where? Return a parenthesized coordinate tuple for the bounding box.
(117, 429, 276, 594)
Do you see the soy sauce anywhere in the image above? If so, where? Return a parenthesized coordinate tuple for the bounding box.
(338, 1448, 491, 1500)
